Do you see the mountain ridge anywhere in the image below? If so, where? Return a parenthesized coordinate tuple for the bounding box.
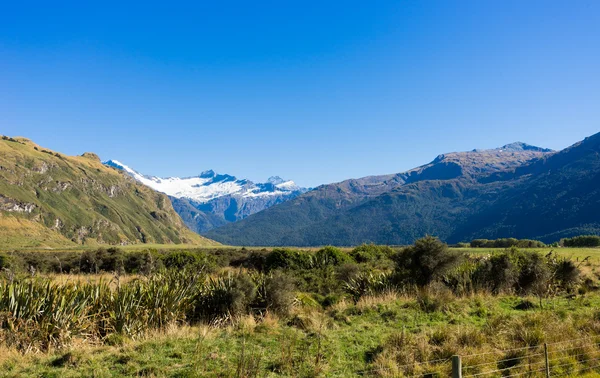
(204, 140, 581, 246)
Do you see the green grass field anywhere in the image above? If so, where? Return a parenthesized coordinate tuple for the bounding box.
(3, 293, 600, 377)
(456, 246, 600, 261)
(3, 243, 600, 377)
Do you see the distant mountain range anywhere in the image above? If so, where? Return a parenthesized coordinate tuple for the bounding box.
(3, 133, 599, 249)
(103, 160, 309, 233)
(205, 136, 600, 246)
(0, 137, 216, 248)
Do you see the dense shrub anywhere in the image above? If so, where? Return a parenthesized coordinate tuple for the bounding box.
(336, 263, 362, 283)
(548, 254, 581, 292)
(264, 248, 312, 271)
(470, 238, 545, 248)
(79, 250, 101, 273)
(516, 252, 550, 295)
(194, 273, 257, 321)
(163, 250, 201, 270)
(473, 253, 518, 293)
(515, 239, 546, 248)
(313, 246, 351, 267)
(95, 248, 126, 273)
(236, 250, 268, 271)
(561, 235, 600, 247)
(393, 236, 462, 287)
(124, 251, 161, 274)
(255, 270, 296, 316)
(350, 244, 395, 263)
(471, 248, 576, 295)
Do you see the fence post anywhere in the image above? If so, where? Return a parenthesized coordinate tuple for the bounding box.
(452, 355, 462, 378)
(544, 343, 550, 377)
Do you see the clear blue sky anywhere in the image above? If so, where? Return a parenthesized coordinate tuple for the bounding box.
(1, 1, 598, 187)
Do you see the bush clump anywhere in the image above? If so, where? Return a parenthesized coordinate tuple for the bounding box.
(393, 236, 462, 287)
(350, 244, 395, 263)
(561, 235, 600, 247)
(313, 246, 351, 267)
(194, 273, 257, 322)
(470, 238, 545, 248)
(264, 248, 312, 271)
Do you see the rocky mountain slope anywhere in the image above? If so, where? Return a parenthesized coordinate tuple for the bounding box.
(205, 141, 572, 246)
(0, 137, 217, 248)
(104, 161, 308, 233)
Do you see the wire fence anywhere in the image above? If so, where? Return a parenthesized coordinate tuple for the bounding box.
(354, 336, 600, 377)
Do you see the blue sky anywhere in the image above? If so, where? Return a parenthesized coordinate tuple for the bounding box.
(1, 1, 598, 187)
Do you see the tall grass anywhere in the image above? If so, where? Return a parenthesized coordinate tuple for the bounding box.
(0, 269, 205, 352)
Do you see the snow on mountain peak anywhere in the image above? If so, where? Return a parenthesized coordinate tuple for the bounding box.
(104, 160, 307, 204)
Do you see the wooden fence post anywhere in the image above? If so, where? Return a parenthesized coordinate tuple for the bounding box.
(544, 343, 550, 377)
(452, 355, 462, 378)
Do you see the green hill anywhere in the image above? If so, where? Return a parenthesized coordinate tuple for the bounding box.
(0, 136, 218, 248)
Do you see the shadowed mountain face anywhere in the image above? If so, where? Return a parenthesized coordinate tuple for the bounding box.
(205, 141, 565, 246)
(0, 137, 217, 248)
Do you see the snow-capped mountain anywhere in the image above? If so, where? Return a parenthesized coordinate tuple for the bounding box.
(103, 160, 308, 233)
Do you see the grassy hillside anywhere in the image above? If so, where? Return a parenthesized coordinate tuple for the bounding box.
(0, 136, 218, 248)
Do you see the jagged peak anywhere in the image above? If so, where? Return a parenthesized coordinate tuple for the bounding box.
(469, 142, 552, 153)
(268, 176, 285, 185)
(199, 169, 216, 178)
(496, 142, 553, 153)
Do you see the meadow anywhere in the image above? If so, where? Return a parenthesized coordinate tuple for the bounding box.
(1, 240, 600, 377)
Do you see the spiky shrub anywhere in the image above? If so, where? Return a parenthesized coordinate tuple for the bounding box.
(442, 259, 478, 295)
(0, 269, 204, 350)
(344, 272, 394, 303)
(253, 271, 296, 316)
(0, 280, 92, 352)
(140, 269, 201, 328)
(193, 273, 257, 322)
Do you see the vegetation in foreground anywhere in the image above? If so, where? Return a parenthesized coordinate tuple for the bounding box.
(1, 238, 600, 377)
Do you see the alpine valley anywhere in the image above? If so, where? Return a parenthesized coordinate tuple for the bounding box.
(103, 160, 309, 233)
